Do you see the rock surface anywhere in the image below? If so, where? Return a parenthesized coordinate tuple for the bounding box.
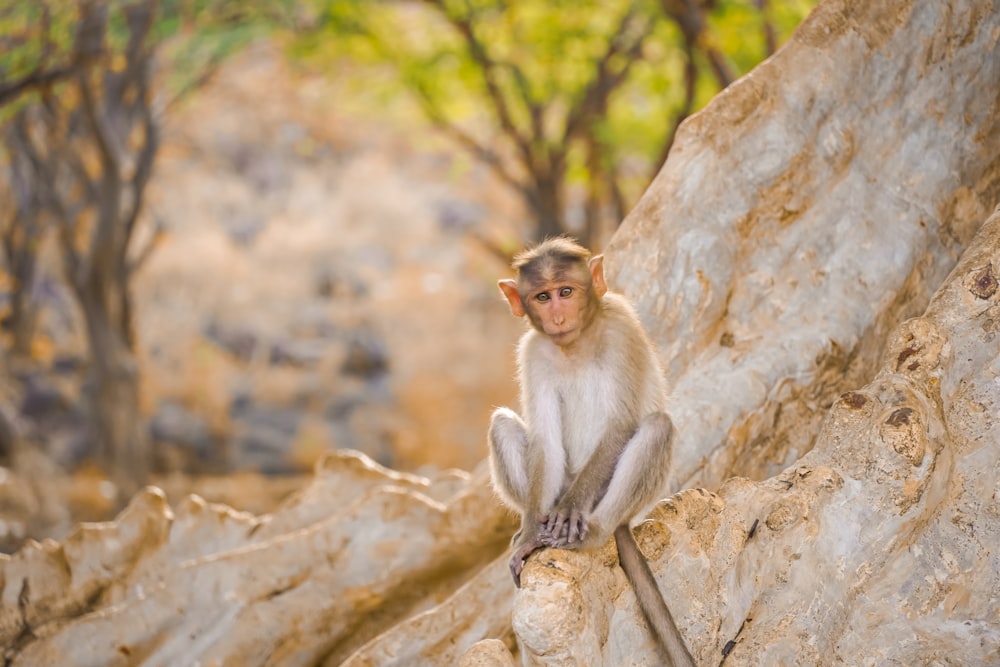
(515, 207, 1000, 664)
(2, 0, 999, 665)
(607, 0, 1000, 491)
(1, 452, 515, 666)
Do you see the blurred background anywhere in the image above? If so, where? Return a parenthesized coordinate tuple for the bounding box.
(0, 0, 814, 548)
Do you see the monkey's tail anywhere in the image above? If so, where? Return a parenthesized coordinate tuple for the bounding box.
(614, 525, 695, 667)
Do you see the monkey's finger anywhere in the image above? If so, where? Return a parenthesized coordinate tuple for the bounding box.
(556, 513, 570, 538)
(570, 511, 588, 543)
(550, 521, 564, 540)
(567, 515, 579, 543)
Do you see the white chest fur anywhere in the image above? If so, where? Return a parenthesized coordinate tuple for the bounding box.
(556, 359, 618, 474)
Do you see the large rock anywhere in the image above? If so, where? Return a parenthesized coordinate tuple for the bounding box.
(0, 452, 515, 665)
(607, 0, 1000, 490)
(512, 206, 1000, 664)
(2, 0, 999, 665)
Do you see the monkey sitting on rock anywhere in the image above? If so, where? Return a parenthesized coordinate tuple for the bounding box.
(488, 237, 694, 667)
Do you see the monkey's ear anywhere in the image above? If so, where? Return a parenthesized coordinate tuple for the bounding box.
(589, 255, 608, 297)
(498, 279, 526, 317)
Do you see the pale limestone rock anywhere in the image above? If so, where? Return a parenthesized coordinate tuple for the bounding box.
(606, 0, 1000, 489)
(513, 206, 1000, 665)
(0, 453, 514, 666)
(509, 0, 1000, 662)
(0, 488, 171, 649)
(457, 639, 517, 667)
(340, 555, 516, 666)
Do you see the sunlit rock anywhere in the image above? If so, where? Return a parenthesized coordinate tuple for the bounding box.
(606, 0, 1000, 489)
(1, 454, 513, 666)
(514, 204, 1000, 665)
(341, 555, 516, 667)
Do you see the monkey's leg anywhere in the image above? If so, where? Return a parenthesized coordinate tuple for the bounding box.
(488, 407, 531, 512)
(589, 412, 674, 542)
(489, 407, 546, 587)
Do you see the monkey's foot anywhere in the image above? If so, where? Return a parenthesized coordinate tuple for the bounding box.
(540, 533, 566, 548)
(542, 510, 589, 546)
(509, 541, 543, 588)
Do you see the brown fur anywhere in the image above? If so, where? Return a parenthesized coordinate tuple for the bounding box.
(489, 238, 694, 666)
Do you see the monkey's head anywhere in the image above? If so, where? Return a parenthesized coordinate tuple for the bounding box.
(498, 237, 607, 347)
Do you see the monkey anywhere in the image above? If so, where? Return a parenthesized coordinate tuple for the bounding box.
(488, 236, 695, 667)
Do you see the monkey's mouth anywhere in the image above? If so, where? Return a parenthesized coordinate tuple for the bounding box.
(549, 328, 579, 344)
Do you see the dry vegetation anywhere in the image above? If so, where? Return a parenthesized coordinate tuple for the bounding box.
(138, 41, 525, 475)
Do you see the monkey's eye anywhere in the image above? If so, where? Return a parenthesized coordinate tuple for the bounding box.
(558, 287, 573, 298)
(536, 292, 550, 302)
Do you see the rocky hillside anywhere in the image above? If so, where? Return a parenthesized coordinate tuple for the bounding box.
(2, 0, 999, 664)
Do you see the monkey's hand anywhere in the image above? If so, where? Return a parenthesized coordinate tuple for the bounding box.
(542, 503, 590, 547)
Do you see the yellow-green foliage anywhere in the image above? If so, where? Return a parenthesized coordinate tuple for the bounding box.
(290, 0, 817, 232)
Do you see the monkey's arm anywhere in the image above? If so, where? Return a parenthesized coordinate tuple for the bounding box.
(521, 364, 567, 517)
(510, 384, 566, 585)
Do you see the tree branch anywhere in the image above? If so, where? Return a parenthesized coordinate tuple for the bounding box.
(14, 109, 84, 284)
(0, 65, 77, 108)
(651, 37, 699, 175)
(662, 0, 734, 88)
(422, 0, 535, 168)
(467, 227, 516, 265)
(409, 74, 531, 201)
(504, 61, 545, 152)
(755, 0, 778, 55)
(164, 49, 227, 113)
(119, 2, 159, 247)
(563, 4, 655, 145)
(127, 216, 164, 274)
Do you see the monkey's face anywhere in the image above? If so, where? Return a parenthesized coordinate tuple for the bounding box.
(522, 274, 595, 347)
(498, 254, 607, 347)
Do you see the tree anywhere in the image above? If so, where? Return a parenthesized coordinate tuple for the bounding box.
(0, 0, 161, 502)
(300, 0, 814, 250)
(0, 0, 292, 501)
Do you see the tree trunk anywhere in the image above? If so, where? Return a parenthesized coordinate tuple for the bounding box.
(4, 120, 47, 360)
(8, 271, 38, 358)
(0, 400, 17, 464)
(526, 175, 566, 242)
(78, 270, 148, 504)
(69, 24, 155, 502)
